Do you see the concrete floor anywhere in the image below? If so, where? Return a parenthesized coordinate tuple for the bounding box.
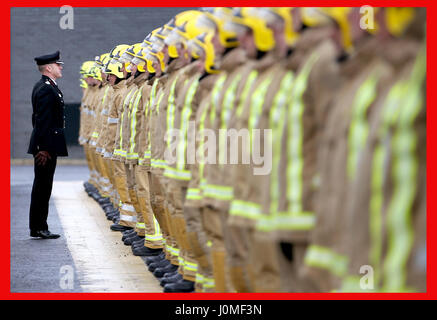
(11, 165, 162, 293)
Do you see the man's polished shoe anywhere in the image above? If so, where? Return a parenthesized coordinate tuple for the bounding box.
(30, 230, 60, 239)
(153, 263, 178, 278)
(132, 246, 162, 257)
(110, 223, 132, 232)
(163, 279, 194, 293)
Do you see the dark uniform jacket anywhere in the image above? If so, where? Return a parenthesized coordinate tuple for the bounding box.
(27, 75, 68, 156)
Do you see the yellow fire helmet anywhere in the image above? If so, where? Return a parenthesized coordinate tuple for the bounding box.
(94, 53, 110, 71)
(164, 13, 212, 49)
(196, 7, 239, 48)
(109, 44, 130, 65)
(224, 7, 275, 52)
(300, 7, 333, 28)
(252, 7, 299, 47)
(319, 7, 353, 52)
(104, 60, 124, 79)
(90, 65, 102, 81)
(120, 43, 142, 64)
(146, 49, 166, 73)
(385, 7, 415, 37)
(80, 60, 95, 76)
(187, 31, 219, 74)
(140, 28, 162, 49)
(130, 47, 152, 73)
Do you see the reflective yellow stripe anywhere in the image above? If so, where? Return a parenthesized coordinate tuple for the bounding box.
(304, 245, 349, 277)
(102, 85, 110, 104)
(136, 222, 145, 229)
(203, 277, 215, 289)
(219, 74, 242, 164)
(151, 158, 168, 169)
(285, 53, 318, 221)
(209, 74, 227, 125)
(146, 216, 163, 241)
(186, 188, 202, 200)
(164, 166, 191, 180)
(236, 70, 258, 118)
(129, 89, 143, 157)
(382, 47, 425, 292)
(184, 260, 198, 272)
(118, 88, 136, 157)
(258, 72, 294, 233)
(195, 273, 205, 284)
(248, 75, 274, 132)
(91, 132, 99, 138)
(347, 74, 378, 179)
(203, 184, 233, 201)
(149, 79, 159, 109)
(198, 79, 224, 182)
(229, 200, 262, 220)
(166, 75, 180, 149)
(257, 212, 315, 232)
(177, 78, 200, 173)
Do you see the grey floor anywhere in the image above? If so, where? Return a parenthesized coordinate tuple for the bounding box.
(10, 165, 88, 292)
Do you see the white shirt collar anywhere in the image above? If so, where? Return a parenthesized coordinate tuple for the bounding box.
(48, 76, 57, 86)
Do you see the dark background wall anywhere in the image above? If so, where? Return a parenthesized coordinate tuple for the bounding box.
(11, 7, 195, 159)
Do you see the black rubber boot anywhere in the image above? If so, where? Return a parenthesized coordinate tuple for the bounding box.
(153, 264, 178, 278)
(132, 246, 163, 257)
(148, 258, 171, 272)
(163, 279, 195, 293)
(160, 272, 182, 287)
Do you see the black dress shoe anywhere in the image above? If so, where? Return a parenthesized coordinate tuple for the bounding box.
(146, 252, 166, 265)
(163, 279, 194, 293)
(148, 258, 171, 272)
(153, 263, 178, 278)
(132, 246, 163, 257)
(110, 223, 132, 232)
(160, 272, 183, 287)
(30, 230, 60, 239)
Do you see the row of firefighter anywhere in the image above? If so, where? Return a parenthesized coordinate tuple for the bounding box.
(79, 7, 426, 293)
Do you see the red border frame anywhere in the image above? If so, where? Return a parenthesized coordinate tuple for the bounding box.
(3, 1, 435, 300)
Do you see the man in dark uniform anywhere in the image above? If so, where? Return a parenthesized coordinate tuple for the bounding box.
(28, 51, 68, 239)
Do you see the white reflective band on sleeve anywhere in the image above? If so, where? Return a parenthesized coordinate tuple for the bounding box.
(90, 140, 97, 146)
(121, 204, 135, 212)
(96, 147, 103, 153)
(107, 117, 119, 124)
(120, 215, 137, 222)
(101, 108, 109, 116)
(103, 152, 113, 158)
